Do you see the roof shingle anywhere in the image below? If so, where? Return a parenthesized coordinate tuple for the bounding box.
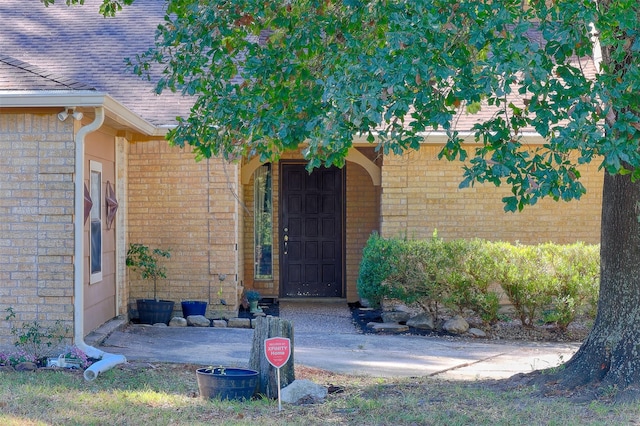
(0, 55, 95, 90)
(1, 0, 191, 126)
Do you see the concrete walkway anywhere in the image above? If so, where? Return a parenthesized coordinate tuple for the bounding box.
(91, 303, 580, 380)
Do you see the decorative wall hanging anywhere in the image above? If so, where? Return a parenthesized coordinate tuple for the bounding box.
(84, 183, 93, 224)
(105, 180, 118, 230)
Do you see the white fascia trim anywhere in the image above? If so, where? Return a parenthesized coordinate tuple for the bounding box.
(0, 90, 170, 137)
(0, 90, 108, 107)
(352, 131, 545, 145)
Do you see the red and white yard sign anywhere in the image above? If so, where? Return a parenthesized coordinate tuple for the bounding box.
(265, 337, 291, 412)
(264, 337, 291, 368)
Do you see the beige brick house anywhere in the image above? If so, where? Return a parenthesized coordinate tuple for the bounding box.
(0, 0, 603, 350)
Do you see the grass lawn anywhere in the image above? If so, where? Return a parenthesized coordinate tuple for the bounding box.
(0, 363, 638, 425)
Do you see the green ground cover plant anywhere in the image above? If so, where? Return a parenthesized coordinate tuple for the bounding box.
(1, 308, 71, 366)
(0, 363, 638, 425)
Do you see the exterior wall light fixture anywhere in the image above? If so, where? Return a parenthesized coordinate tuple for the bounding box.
(58, 107, 84, 122)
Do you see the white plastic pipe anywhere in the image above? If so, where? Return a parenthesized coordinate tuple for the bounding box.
(73, 106, 127, 380)
(82, 351, 127, 381)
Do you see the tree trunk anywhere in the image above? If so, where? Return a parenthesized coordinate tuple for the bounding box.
(550, 172, 640, 400)
(249, 316, 295, 399)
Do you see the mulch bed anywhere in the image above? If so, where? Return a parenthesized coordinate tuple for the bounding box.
(234, 300, 590, 342)
(348, 302, 591, 342)
(349, 302, 451, 337)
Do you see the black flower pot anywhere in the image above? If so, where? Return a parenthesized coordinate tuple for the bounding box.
(136, 299, 175, 325)
(181, 300, 208, 317)
(196, 367, 259, 401)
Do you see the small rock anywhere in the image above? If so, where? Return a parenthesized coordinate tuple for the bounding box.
(187, 315, 211, 327)
(169, 317, 187, 327)
(227, 318, 252, 328)
(381, 299, 411, 312)
(211, 320, 227, 327)
(327, 384, 344, 394)
(370, 323, 409, 333)
(443, 315, 469, 334)
(15, 362, 38, 372)
(381, 311, 411, 324)
(467, 327, 487, 338)
(407, 313, 435, 330)
(281, 379, 328, 405)
(394, 303, 412, 313)
(152, 323, 168, 327)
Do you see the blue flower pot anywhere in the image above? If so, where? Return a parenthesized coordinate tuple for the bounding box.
(181, 301, 208, 317)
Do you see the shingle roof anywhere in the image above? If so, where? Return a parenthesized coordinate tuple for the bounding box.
(0, 1, 598, 133)
(0, 55, 95, 90)
(0, 0, 191, 126)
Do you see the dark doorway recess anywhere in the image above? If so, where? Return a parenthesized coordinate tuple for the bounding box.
(280, 164, 344, 298)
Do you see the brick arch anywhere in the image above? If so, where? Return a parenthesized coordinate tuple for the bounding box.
(240, 148, 381, 185)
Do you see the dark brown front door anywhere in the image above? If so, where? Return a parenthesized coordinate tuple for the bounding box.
(281, 164, 343, 297)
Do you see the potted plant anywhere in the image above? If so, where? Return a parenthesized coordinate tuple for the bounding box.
(126, 243, 174, 325)
(195, 366, 259, 401)
(245, 290, 262, 313)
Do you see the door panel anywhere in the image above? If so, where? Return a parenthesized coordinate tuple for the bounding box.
(281, 164, 343, 297)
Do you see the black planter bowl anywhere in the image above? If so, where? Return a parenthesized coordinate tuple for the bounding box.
(181, 300, 208, 317)
(136, 299, 175, 325)
(196, 367, 259, 401)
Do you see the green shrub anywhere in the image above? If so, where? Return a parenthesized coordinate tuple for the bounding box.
(491, 242, 600, 328)
(568, 243, 600, 318)
(438, 239, 501, 324)
(357, 233, 447, 317)
(378, 236, 445, 318)
(357, 234, 600, 328)
(357, 233, 405, 308)
(461, 244, 501, 324)
(542, 243, 600, 329)
(358, 234, 501, 323)
(492, 243, 557, 327)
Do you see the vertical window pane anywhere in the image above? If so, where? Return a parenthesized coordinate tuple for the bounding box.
(254, 164, 272, 279)
(90, 219, 101, 274)
(90, 161, 102, 283)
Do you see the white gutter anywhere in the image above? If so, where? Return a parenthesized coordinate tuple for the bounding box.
(72, 106, 127, 381)
(0, 90, 107, 107)
(0, 90, 170, 137)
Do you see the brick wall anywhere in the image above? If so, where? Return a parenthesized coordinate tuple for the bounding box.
(127, 140, 240, 317)
(345, 148, 381, 302)
(381, 144, 603, 244)
(0, 112, 75, 349)
(126, 139, 601, 314)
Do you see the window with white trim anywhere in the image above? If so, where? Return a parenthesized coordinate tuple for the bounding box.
(89, 161, 103, 284)
(254, 164, 273, 279)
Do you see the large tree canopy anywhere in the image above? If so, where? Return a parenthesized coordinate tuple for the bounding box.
(55, 0, 640, 209)
(52, 0, 640, 400)
(123, 0, 640, 213)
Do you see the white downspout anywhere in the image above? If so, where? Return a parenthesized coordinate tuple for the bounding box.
(73, 106, 127, 380)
